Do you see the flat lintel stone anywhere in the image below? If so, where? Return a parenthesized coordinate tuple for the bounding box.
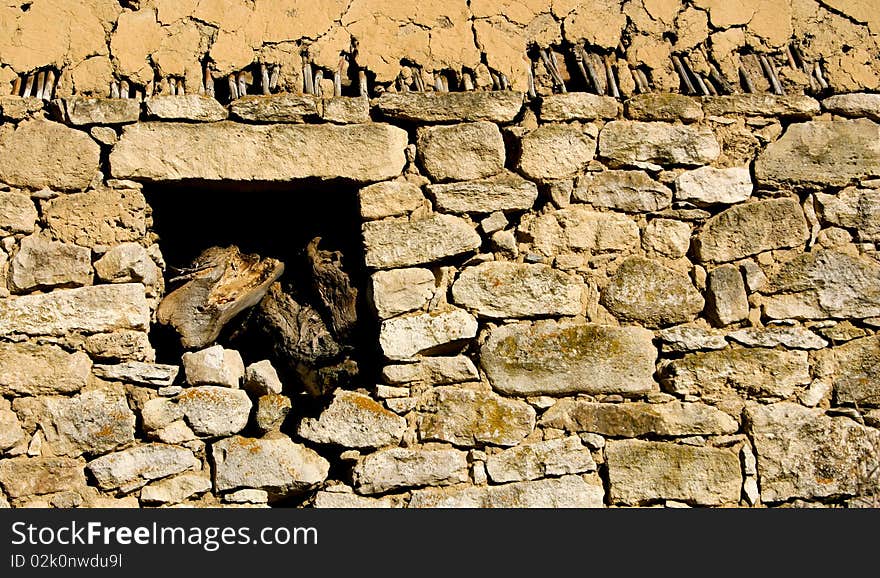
(375, 91, 524, 123)
(110, 122, 408, 183)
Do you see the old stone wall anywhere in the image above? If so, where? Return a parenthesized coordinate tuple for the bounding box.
(2, 2, 880, 509)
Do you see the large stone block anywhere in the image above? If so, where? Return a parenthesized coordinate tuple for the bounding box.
(480, 319, 657, 396)
(0, 457, 87, 498)
(110, 122, 408, 183)
(212, 435, 329, 497)
(362, 213, 481, 269)
(351, 447, 469, 495)
(0, 342, 91, 396)
(408, 474, 605, 508)
(702, 94, 819, 118)
(815, 187, 880, 241)
(601, 257, 704, 327)
(0, 283, 150, 337)
(813, 336, 880, 407)
(451, 261, 584, 319)
(755, 119, 880, 188)
(0, 191, 37, 235)
(426, 171, 538, 214)
(9, 235, 93, 292)
(65, 98, 141, 125)
(369, 267, 435, 319)
(517, 124, 597, 182)
(42, 187, 147, 246)
(87, 444, 199, 491)
(599, 120, 720, 167)
(418, 386, 536, 447)
(416, 122, 505, 182)
(379, 306, 478, 360)
(0, 119, 100, 191)
(376, 91, 524, 123)
(539, 93, 619, 121)
(745, 402, 880, 502)
(485, 437, 596, 483)
(694, 198, 808, 263)
(606, 440, 741, 506)
(145, 95, 229, 121)
(229, 94, 319, 122)
(758, 249, 880, 320)
(539, 400, 739, 437)
(574, 170, 672, 212)
(298, 390, 406, 449)
(520, 205, 639, 258)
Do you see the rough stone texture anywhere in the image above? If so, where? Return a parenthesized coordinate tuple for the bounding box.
(177, 386, 252, 437)
(758, 249, 880, 320)
(409, 474, 605, 508)
(0, 119, 100, 190)
(0, 97, 43, 121)
(212, 435, 329, 496)
(539, 400, 739, 437)
(539, 93, 619, 122)
(9, 235, 93, 292)
(606, 440, 742, 506)
(0, 191, 37, 235)
(675, 166, 752, 207)
(480, 319, 657, 396)
(517, 124, 597, 182)
(42, 187, 147, 247)
(312, 488, 397, 508)
(416, 122, 505, 182)
(656, 325, 728, 353)
(145, 95, 229, 121)
(381, 356, 479, 385)
(182, 345, 245, 388)
(0, 343, 91, 396)
(376, 91, 524, 123)
(663, 348, 811, 400)
(755, 119, 880, 188)
(379, 307, 478, 360)
(140, 473, 212, 505)
(813, 336, 880, 406)
(642, 218, 692, 258)
(727, 326, 828, 350)
(426, 171, 538, 214)
(351, 447, 469, 495)
(322, 97, 370, 124)
(297, 390, 406, 449)
(358, 181, 425, 221)
(694, 198, 808, 263)
(92, 362, 178, 387)
(230, 94, 319, 122)
(255, 394, 291, 434)
(362, 214, 481, 269)
(66, 98, 141, 125)
(706, 264, 749, 326)
(244, 360, 283, 396)
(418, 386, 536, 447)
(599, 121, 720, 167)
(815, 187, 880, 241)
(13, 385, 135, 457)
(822, 93, 880, 122)
(485, 436, 596, 483)
(111, 122, 408, 183)
(0, 405, 25, 452)
(0, 457, 86, 498)
(702, 95, 820, 118)
(601, 257, 704, 327)
(87, 444, 199, 491)
(521, 206, 640, 257)
(451, 261, 584, 319)
(625, 93, 704, 123)
(93, 243, 159, 285)
(369, 268, 435, 319)
(574, 170, 672, 212)
(745, 402, 880, 503)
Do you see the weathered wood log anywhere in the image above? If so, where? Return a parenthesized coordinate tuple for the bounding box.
(243, 281, 356, 396)
(156, 245, 284, 349)
(305, 236, 358, 343)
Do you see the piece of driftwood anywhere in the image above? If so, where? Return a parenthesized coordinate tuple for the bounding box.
(305, 236, 358, 343)
(243, 281, 354, 396)
(157, 246, 285, 349)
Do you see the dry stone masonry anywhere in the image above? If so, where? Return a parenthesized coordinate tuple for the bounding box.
(2, 0, 880, 510)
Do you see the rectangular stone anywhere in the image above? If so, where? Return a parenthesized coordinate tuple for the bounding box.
(702, 94, 820, 118)
(110, 122, 408, 183)
(0, 283, 150, 337)
(0, 342, 92, 396)
(65, 97, 141, 125)
(145, 95, 228, 121)
(230, 94, 319, 122)
(539, 93, 620, 121)
(376, 91, 524, 123)
(409, 474, 605, 508)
